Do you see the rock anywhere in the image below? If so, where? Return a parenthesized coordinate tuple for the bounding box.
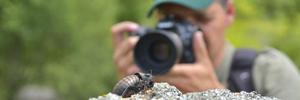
(89, 83, 279, 100)
(89, 93, 122, 100)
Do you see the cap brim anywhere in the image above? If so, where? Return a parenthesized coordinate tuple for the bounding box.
(147, 0, 213, 17)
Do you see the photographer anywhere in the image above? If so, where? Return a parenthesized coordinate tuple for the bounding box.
(111, 0, 300, 99)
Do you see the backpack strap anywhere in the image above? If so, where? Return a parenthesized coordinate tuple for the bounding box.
(228, 48, 258, 92)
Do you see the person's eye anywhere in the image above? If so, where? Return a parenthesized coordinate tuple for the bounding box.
(194, 11, 214, 22)
(196, 15, 213, 23)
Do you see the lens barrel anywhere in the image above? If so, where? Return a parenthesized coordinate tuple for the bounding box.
(134, 30, 183, 75)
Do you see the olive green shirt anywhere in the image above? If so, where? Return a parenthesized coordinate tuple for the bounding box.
(216, 43, 300, 100)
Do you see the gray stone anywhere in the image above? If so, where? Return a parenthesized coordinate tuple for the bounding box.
(89, 83, 279, 100)
(15, 85, 58, 100)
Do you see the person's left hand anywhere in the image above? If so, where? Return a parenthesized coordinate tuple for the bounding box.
(154, 31, 224, 93)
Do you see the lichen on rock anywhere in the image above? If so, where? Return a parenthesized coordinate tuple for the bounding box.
(89, 83, 279, 100)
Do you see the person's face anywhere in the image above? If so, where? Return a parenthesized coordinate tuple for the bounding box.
(157, 1, 234, 66)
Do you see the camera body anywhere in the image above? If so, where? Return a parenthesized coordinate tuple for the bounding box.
(134, 15, 198, 75)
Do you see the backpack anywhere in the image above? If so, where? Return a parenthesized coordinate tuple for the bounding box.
(228, 48, 258, 92)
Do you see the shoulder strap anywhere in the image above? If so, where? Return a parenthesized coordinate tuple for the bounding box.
(228, 48, 258, 92)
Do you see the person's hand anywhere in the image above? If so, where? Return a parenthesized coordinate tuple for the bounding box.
(111, 21, 141, 79)
(154, 31, 224, 93)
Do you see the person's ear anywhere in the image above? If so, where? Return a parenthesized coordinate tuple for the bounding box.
(224, 0, 235, 27)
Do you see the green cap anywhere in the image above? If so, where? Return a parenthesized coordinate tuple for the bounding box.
(148, 0, 213, 17)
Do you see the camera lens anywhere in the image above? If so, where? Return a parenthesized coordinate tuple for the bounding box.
(149, 41, 170, 62)
(134, 30, 183, 75)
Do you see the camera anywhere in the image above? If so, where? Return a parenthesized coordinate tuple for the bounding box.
(133, 15, 199, 75)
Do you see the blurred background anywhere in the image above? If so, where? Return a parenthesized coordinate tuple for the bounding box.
(0, 0, 300, 100)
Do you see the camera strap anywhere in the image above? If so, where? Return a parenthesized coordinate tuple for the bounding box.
(228, 48, 258, 92)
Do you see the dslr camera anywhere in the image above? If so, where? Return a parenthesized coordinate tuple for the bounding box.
(133, 15, 199, 75)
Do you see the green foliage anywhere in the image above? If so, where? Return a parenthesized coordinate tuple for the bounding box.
(0, 0, 299, 100)
(227, 0, 300, 67)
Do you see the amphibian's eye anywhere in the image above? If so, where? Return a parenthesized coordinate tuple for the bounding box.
(148, 81, 154, 88)
(145, 74, 150, 78)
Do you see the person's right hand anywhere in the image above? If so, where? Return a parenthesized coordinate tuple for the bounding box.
(111, 21, 141, 79)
